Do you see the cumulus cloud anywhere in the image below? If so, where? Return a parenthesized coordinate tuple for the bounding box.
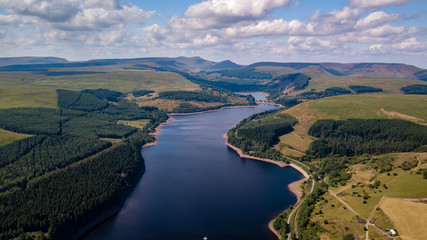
(54, 4, 153, 31)
(349, 0, 414, 9)
(224, 19, 317, 38)
(288, 36, 338, 51)
(355, 11, 401, 29)
(0, 0, 78, 22)
(365, 38, 427, 57)
(0, 14, 21, 26)
(0, 0, 154, 30)
(392, 37, 427, 51)
(0, 0, 425, 67)
(169, 0, 291, 30)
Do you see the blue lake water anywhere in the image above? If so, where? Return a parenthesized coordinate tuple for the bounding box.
(83, 102, 303, 240)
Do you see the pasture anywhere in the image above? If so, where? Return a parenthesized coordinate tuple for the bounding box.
(0, 71, 199, 109)
(276, 94, 427, 155)
(381, 198, 427, 240)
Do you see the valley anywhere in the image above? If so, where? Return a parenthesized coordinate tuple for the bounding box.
(0, 56, 426, 240)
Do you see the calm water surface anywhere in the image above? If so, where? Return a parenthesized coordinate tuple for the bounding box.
(84, 101, 303, 240)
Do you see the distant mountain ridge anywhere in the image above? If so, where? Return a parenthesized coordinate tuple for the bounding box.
(207, 60, 242, 70)
(0, 57, 69, 67)
(0, 56, 425, 80)
(248, 62, 426, 80)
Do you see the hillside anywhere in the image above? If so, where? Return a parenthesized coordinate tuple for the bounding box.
(276, 94, 427, 157)
(0, 57, 69, 67)
(228, 92, 427, 240)
(1, 56, 426, 240)
(207, 60, 242, 70)
(247, 62, 426, 80)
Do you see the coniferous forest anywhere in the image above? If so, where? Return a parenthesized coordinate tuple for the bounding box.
(0, 89, 167, 240)
(307, 119, 427, 158)
(227, 109, 298, 161)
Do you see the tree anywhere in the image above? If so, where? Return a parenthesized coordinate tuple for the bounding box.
(342, 233, 355, 240)
(423, 169, 427, 179)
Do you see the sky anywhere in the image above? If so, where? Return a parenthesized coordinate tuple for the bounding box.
(0, 0, 426, 67)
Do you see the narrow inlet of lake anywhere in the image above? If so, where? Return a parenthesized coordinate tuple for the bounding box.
(83, 102, 303, 240)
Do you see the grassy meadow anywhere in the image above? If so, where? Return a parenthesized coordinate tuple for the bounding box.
(0, 129, 33, 146)
(381, 198, 427, 240)
(311, 193, 368, 240)
(306, 74, 427, 93)
(275, 94, 427, 156)
(0, 70, 200, 143)
(320, 152, 427, 239)
(0, 71, 199, 109)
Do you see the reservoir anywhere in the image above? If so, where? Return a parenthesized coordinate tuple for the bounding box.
(84, 100, 304, 240)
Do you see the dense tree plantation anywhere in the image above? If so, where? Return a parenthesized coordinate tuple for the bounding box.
(62, 117, 137, 138)
(82, 88, 123, 102)
(0, 135, 111, 192)
(131, 89, 154, 97)
(57, 89, 109, 111)
(0, 88, 168, 239)
(307, 119, 427, 158)
(401, 84, 427, 94)
(349, 85, 382, 93)
(0, 143, 146, 240)
(297, 87, 352, 100)
(0, 136, 46, 168)
(0, 108, 62, 135)
(227, 109, 297, 160)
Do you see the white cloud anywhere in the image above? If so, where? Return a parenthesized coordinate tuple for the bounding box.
(0, 0, 425, 67)
(0, 0, 79, 22)
(224, 19, 314, 38)
(169, 0, 290, 30)
(287, 36, 337, 51)
(368, 43, 386, 53)
(364, 24, 405, 37)
(0, 0, 155, 30)
(392, 37, 427, 51)
(311, 6, 361, 24)
(355, 11, 401, 29)
(54, 4, 153, 31)
(349, 0, 414, 9)
(193, 33, 219, 46)
(0, 14, 20, 26)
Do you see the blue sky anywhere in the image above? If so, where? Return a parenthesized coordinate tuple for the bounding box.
(0, 0, 426, 67)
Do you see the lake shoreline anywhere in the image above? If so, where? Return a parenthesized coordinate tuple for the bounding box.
(74, 162, 145, 240)
(80, 101, 294, 240)
(168, 104, 258, 116)
(223, 134, 309, 240)
(74, 115, 176, 239)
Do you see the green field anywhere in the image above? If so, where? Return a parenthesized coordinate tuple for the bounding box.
(0, 71, 199, 109)
(276, 94, 427, 155)
(306, 74, 427, 93)
(311, 192, 367, 240)
(387, 173, 427, 198)
(339, 185, 387, 218)
(31, 72, 199, 92)
(0, 129, 32, 146)
(308, 94, 427, 123)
